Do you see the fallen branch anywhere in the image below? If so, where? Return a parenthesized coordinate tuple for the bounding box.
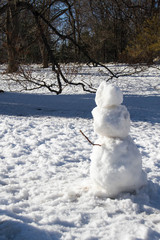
(80, 130, 101, 147)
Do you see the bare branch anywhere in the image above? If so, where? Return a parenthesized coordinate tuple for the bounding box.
(16, 1, 117, 79)
(0, 3, 8, 15)
(80, 130, 101, 147)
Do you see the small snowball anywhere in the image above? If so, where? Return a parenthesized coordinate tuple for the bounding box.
(90, 136, 147, 197)
(95, 82, 123, 108)
(92, 105, 130, 138)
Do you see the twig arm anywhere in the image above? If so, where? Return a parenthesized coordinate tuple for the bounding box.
(80, 130, 101, 147)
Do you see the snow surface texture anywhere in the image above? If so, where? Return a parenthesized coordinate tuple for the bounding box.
(90, 83, 147, 197)
(0, 64, 160, 240)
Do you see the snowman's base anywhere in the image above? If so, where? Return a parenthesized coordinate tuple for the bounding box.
(90, 136, 147, 198)
(64, 178, 147, 201)
(90, 182, 147, 199)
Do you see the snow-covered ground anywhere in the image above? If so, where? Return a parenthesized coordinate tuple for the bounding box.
(0, 64, 160, 240)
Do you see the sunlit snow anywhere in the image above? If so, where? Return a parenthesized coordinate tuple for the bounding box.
(0, 64, 160, 240)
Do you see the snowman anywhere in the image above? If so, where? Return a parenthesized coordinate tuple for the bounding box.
(90, 82, 147, 197)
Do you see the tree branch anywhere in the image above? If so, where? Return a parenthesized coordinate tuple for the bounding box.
(80, 130, 101, 147)
(16, 1, 117, 79)
(0, 3, 8, 15)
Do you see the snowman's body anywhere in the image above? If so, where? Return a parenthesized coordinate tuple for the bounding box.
(90, 83, 147, 197)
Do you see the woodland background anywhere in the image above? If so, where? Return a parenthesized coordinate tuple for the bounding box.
(1, 0, 160, 74)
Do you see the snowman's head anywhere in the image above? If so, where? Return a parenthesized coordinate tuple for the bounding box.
(95, 82, 123, 108)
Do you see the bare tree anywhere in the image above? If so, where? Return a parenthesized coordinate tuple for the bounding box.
(6, 0, 20, 72)
(37, 0, 51, 68)
(0, 0, 151, 94)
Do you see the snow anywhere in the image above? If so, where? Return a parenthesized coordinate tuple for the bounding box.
(0, 64, 160, 239)
(90, 136, 147, 197)
(92, 105, 130, 138)
(92, 82, 130, 139)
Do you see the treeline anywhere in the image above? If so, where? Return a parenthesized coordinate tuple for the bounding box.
(0, 0, 160, 72)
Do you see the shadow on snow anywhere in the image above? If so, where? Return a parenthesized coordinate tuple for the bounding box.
(0, 92, 95, 119)
(0, 210, 61, 240)
(0, 92, 159, 123)
(124, 94, 160, 123)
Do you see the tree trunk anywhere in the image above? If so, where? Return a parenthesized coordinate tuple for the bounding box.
(37, 0, 50, 68)
(6, 0, 19, 73)
(39, 38, 49, 68)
